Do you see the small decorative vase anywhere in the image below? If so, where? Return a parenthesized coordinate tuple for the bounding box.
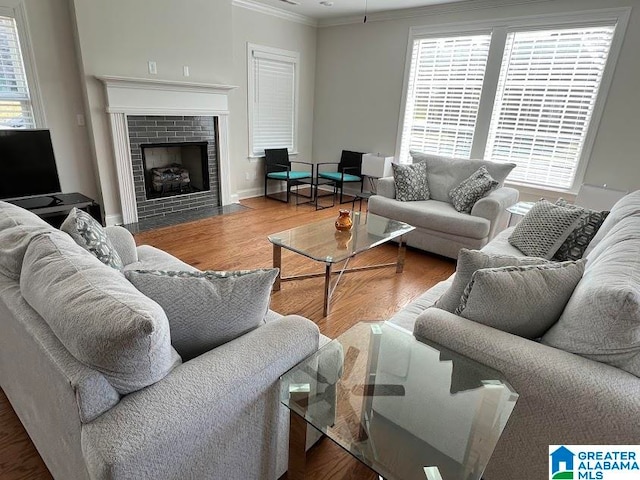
(335, 209, 353, 231)
(334, 230, 353, 250)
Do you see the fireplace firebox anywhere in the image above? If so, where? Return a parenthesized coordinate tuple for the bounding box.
(141, 142, 210, 200)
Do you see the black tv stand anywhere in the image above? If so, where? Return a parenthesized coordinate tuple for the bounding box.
(6, 193, 103, 227)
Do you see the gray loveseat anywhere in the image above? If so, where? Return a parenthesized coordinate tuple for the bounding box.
(0, 201, 325, 480)
(369, 154, 519, 259)
(386, 191, 640, 479)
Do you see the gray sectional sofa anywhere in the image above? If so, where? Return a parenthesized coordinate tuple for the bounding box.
(368, 154, 519, 258)
(0, 201, 325, 480)
(387, 190, 640, 479)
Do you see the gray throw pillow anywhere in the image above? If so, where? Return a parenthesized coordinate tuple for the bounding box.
(552, 199, 609, 262)
(434, 248, 550, 313)
(455, 260, 585, 338)
(125, 268, 279, 361)
(61, 207, 123, 269)
(20, 233, 180, 395)
(508, 200, 583, 259)
(392, 162, 429, 202)
(449, 166, 499, 213)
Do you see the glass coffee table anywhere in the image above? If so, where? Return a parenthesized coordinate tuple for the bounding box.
(280, 322, 518, 480)
(268, 213, 415, 316)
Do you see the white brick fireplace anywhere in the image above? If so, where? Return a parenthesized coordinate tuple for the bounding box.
(98, 76, 237, 225)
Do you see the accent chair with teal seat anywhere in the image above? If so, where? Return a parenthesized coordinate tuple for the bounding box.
(317, 150, 365, 204)
(264, 148, 313, 203)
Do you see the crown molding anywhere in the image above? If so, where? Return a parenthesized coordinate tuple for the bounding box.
(318, 0, 557, 27)
(232, 0, 318, 27)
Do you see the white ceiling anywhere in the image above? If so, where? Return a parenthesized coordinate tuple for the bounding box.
(247, 0, 468, 20)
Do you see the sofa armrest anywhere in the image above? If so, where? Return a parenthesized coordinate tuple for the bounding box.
(81, 315, 319, 479)
(377, 176, 395, 199)
(470, 187, 519, 241)
(413, 308, 640, 480)
(104, 226, 138, 266)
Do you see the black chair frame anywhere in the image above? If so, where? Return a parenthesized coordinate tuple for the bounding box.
(317, 150, 364, 204)
(264, 148, 314, 203)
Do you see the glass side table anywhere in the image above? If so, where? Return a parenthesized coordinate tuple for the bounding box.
(281, 322, 519, 480)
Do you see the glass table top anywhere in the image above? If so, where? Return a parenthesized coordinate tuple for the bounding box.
(267, 213, 415, 264)
(280, 322, 518, 480)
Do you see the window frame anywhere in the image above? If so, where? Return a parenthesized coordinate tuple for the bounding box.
(396, 8, 631, 194)
(0, 2, 45, 128)
(247, 43, 300, 158)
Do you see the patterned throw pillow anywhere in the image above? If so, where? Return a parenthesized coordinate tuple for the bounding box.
(552, 199, 609, 261)
(454, 260, 585, 338)
(448, 166, 499, 213)
(392, 162, 430, 202)
(124, 268, 279, 361)
(508, 200, 583, 259)
(61, 208, 123, 269)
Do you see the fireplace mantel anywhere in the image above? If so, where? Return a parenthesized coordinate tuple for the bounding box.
(97, 76, 238, 224)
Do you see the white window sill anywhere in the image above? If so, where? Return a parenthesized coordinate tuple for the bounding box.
(505, 181, 578, 202)
(248, 152, 299, 163)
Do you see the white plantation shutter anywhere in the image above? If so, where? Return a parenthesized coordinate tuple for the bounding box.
(399, 34, 491, 163)
(0, 15, 34, 128)
(485, 26, 615, 189)
(250, 47, 298, 155)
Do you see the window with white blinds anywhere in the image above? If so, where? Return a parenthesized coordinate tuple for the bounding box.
(399, 34, 491, 162)
(0, 15, 35, 129)
(485, 26, 616, 189)
(398, 11, 627, 191)
(248, 45, 298, 156)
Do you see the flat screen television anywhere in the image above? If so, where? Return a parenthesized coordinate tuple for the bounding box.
(0, 129, 61, 201)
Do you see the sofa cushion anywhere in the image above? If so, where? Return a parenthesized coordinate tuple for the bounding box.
(435, 248, 549, 313)
(479, 227, 526, 257)
(0, 201, 55, 280)
(61, 208, 123, 269)
(508, 200, 583, 259)
(20, 233, 181, 394)
(584, 190, 640, 260)
(410, 151, 515, 203)
(552, 200, 609, 262)
(124, 269, 279, 361)
(449, 166, 499, 213)
(392, 162, 429, 201)
(543, 217, 640, 377)
(455, 260, 585, 338)
(366, 198, 490, 239)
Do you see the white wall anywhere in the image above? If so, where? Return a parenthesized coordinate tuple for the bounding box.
(231, 5, 316, 199)
(313, 0, 640, 194)
(1, 0, 97, 200)
(70, 0, 235, 224)
(69, 0, 317, 223)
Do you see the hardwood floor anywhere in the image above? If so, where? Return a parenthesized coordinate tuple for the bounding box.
(0, 196, 454, 479)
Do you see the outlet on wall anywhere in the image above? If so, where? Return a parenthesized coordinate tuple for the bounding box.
(183, 66, 190, 77)
(148, 61, 157, 75)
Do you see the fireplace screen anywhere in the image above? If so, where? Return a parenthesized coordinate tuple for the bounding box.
(141, 142, 210, 199)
